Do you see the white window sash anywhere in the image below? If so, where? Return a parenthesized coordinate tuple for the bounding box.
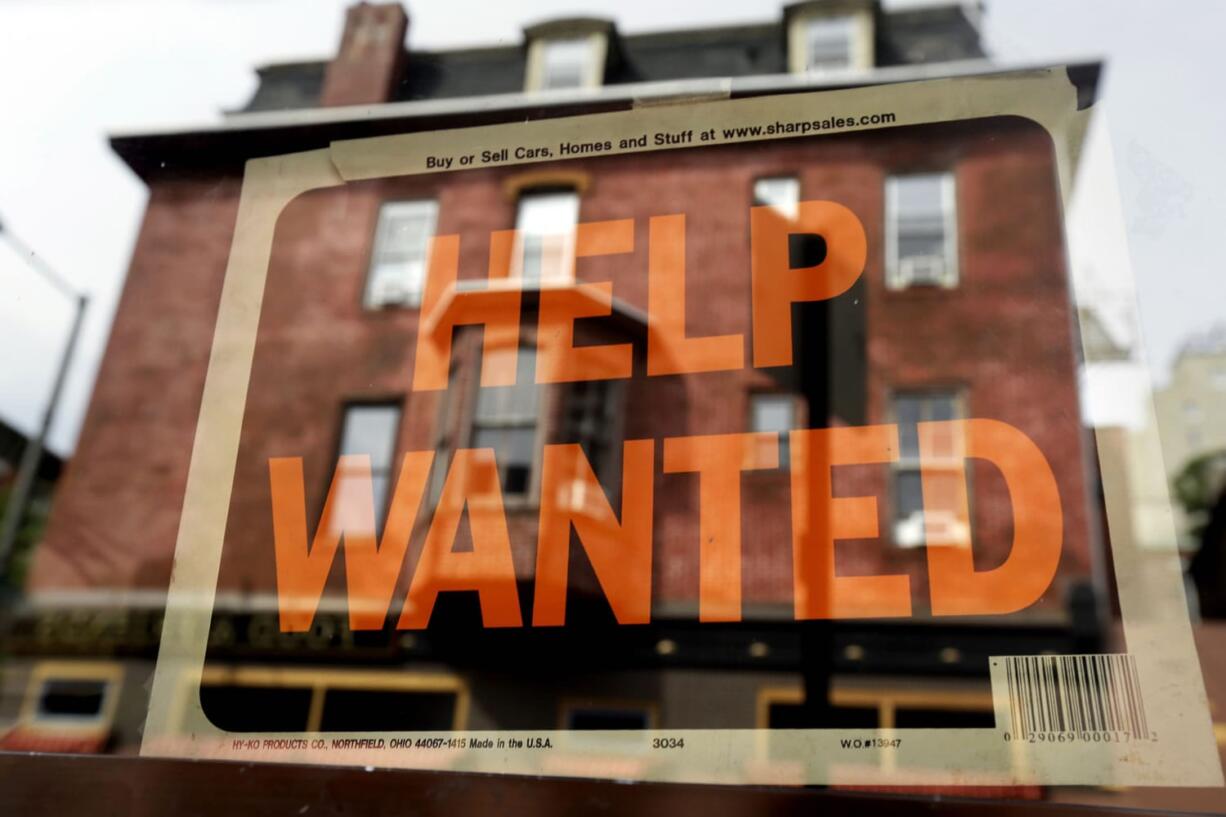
(365, 200, 438, 308)
(885, 173, 959, 289)
(512, 191, 579, 283)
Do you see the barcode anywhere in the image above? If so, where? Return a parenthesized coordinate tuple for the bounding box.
(1001, 654, 1150, 740)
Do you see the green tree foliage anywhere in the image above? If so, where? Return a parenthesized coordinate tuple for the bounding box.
(1172, 450, 1226, 538)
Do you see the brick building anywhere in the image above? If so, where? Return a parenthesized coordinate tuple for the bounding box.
(2, 0, 1104, 767)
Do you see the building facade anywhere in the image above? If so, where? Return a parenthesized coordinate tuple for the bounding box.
(2, 1, 1103, 783)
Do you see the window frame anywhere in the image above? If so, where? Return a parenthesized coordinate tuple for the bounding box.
(756, 681, 993, 732)
(20, 661, 124, 733)
(512, 187, 580, 284)
(362, 198, 439, 310)
(331, 400, 404, 531)
(557, 697, 659, 731)
(180, 666, 469, 733)
(886, 387, 969, 549)
(561, 377, 628, 489)
(787, 8, 874, 75)
(885, 171, 960, 291)
(752, 175, 801, 220)
(748, 391, 800, 471)
(458, 343, 549, 508)
(525, 33, 607, 92)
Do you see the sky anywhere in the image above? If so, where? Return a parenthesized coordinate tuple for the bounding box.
(1, 0, 1224, 455)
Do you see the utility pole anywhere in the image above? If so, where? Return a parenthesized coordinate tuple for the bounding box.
(0, 217, 90, 584)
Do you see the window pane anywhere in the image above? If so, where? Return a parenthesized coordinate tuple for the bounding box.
(753, 177, 799, 218)
(319, 689, 457, 732)
(339, 405, 400, 469)
(894, 395, 922, 460)
(199, 684, 313, 733)
(541, 38, 591, 90)
(338, 404, 401, 525)
(889, 172, 956, 288)
(895, 469, 925, 521)
(751, 394, 794, 433)
(929, 394, 957, 422)
(365, 200, 437, 308)
(516, 190, 578, 282)
(566, 707, 651, 730)
(894, 392, 960, 460)
(472, 427, 537, 495)
(894, 707, 995, 729)
(475, 350, 538, 422)
(894, 174, 946, 219)
(806, 15, 855, 71)
(37, 679, 107, 718)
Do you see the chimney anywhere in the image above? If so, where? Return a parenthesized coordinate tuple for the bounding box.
(320, 2, 409, 107)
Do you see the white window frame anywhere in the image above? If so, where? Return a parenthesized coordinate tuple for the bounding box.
(465, 345, 545, 503)
(512, 189, 580, 284)
(753, 176, 800, 220)
(888, 390, 969, 549)
(336, 402, 402, 530)
(21, 661, 124, 733)
(788, 9, 874, 75)
(885, 172, 959, 291)
(526, 34, 607, 92)
(749, 392, 798, 470)
(364, 199, 438, 309)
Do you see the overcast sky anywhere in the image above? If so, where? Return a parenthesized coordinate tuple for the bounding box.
(1, 0, 1223, 455)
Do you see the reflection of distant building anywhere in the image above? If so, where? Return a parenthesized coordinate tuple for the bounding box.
(3, 0, 1103, 790)
(1155, 326, 1226, 547)
(0, 417, 63, 589)
(0, 418, 63, 492)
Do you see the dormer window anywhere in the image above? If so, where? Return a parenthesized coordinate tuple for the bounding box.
(539, 38, 594, 90)
(524, 19, 612, 92)
(786, 2, 874, 75)
(803, 15, 857, 72)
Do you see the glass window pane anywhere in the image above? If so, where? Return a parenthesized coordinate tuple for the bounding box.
(890, 172, 954, 287)
(365, 200, 437, 307)
(36, 679, 107, 719)
(895, 469, 924, 520)
(339, 404, 400, 469)
(319, 689, 457, 732)
(751, 394, 794, 433)
(516, 191, 578, 282)
(894, 395, 922, 459)
(475, 350, 538, 422)
(806, 16, 855, 71)
(928, 394, 957, 422)
(894, 174, 945, 218)
(472, 427, 536, 495)
(753, 177, 799, 218)
(516, 191, 578, 235)
(541, 38, 591, 90)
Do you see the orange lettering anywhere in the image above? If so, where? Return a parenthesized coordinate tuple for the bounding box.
(269, 452, 433, 632)
(922, 419, 1062, 616)
(536, 220, 635, 383)
(751, 201, 866, 368)
(648, 213, 744, 375)
(533, 440, 654, 625)
(663, 433, 778, 622)
(790, 425, 911, 619)
(412, 231, 522, 391)
(398, 449, 522, 628)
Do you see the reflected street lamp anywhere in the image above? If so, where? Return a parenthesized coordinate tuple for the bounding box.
(0, 217, 90, 584)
